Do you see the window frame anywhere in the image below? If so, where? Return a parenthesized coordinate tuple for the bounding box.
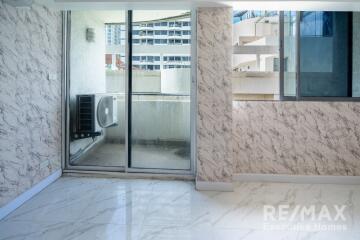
(279, 11, 360, 101)
(63, 9, 196, 175)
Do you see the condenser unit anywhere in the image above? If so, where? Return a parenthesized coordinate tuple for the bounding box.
(76, 94, 118, 135)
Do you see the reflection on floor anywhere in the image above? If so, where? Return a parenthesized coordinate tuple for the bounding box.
(1, 177, 360, 240)
(73, 143, 190, 170)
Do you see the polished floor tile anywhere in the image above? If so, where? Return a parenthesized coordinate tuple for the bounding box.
(1, 177, 360, 240)
(72, 143, 190, 170)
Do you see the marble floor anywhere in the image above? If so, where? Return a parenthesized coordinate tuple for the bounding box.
(1, 177, 360, 240)
(73, 143, 190, 170)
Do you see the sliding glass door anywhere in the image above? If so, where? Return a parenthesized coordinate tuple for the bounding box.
(67, 11, 126, 169)
(65, 10, 193, 172)
(128, 10, 192, 170)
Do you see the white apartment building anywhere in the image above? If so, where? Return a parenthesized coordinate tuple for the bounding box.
(105, 14, 191, 71)
(232, 11, 280, 100)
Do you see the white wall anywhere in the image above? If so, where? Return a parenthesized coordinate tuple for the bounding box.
(70, 11, 106, 97)
(105, 69, 191, 94)
(69, 11, 107, 157)
(233, 16, 278, 44)
(104, 68, 190, 143)
(161, 68, 190, 94)
(105, 96, 190, 142)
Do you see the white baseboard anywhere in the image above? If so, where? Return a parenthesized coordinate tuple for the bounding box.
(0, 169, 62, 220)
(196, 181, 234, 191)
(233, 173, 360, 185)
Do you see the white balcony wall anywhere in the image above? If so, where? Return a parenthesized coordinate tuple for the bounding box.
(105, 95, 190, 142)
(233, 16, 279, 45)
(105, 69, 190, 142)
(69, 11, 108, 156)
(248, 36, 278, 46)
(161, 68, 190, 94)
(233, 54, 277, 72)
(232, 72, 279, 95)
(133, 71, 161, 92)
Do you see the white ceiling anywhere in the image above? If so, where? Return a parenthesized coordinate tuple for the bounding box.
(36, 0, 360, 11)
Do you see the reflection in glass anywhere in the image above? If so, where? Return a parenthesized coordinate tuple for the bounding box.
(283, 11, 297, 97)
(130, 10, 191, 170)
(300, 11, 351, 97)
(68, 11, 126, 167)
(353, 12, 360, 97)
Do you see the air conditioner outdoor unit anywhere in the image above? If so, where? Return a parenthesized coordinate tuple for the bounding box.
(76, 94, 118, 135)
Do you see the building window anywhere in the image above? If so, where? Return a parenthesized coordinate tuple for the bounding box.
(132, 56, 140, 61)
(147, 56, 154, 62)
(182, 39, 189, 44)
(232, 10, 359, 100)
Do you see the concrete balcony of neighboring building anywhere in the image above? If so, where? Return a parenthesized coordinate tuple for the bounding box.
(232, 71, 280, 100)
(233, 45, 278, 55)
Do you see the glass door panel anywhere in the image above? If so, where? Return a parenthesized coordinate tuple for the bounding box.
(283, 11, 297, 97)
(68, 11, 126, 168)
(129, 10, 192, 170)
(299, 11, 351, 97)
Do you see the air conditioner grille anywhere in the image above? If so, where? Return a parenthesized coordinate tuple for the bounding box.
(77, 95, 94, 132)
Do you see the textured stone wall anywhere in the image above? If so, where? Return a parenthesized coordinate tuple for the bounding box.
(234, 101, 360, 175)
(0, 1, 62, 207)
(196, 7, 233, 183)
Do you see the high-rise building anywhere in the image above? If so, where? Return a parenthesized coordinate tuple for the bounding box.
(105, 14, 191, 71)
